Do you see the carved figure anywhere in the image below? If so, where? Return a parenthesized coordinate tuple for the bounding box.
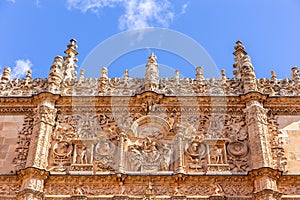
(210, 146, 223, 164)
(80, 147, 88, 164)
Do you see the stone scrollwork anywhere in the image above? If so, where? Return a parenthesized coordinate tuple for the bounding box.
(13, 114, 34, 171)
(226, 141, 250, 173)
(268, 114, 287, 172)
(93, 139, 116, 172)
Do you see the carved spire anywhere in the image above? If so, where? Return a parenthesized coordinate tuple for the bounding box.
(63, 38, 78, 82)
(233, 41, 257, 92)
(144, 52, 159, 91)
(233, 40, 247, 79)
(195, 66, 204, 82)
(146, 52, 158, 67)
(0, 67, 11, 91)
(291, 66, 300, 84)
(1, 67, 11, 84)
(47, 56, 64, 93)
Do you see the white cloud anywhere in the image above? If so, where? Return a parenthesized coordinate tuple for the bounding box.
(119, 0, 174, 30)
(180, 3, 188, 15)
(7, 0, 16, 3)
(11, 59, 33, 79)
(66, 0, 123, 13)
(66, 0, 176, 30)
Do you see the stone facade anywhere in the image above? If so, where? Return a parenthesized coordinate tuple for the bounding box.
(0, 39, 299, 199)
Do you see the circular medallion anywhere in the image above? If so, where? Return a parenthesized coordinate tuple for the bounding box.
(53, 141, 73, 157)
(227, 141, 248, 157)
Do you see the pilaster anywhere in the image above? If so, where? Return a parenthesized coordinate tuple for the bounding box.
(250, 168, 282, 200)
(242, 92, 271, 169)
(26, 92, 59, 169)
(16, 167, 49, 200)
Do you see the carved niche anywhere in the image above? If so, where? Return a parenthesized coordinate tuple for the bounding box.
(184, 113, 251, 174)
(125, 115, 174, 172)
(48, 113, 118, 173)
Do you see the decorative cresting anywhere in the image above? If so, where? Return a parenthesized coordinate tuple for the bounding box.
(0, 40, 299, 97)
(0, 39, 295, 199)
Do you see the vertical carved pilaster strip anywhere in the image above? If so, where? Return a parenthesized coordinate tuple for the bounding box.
(26, 93, 59, 169)
(250, 168, 282, 200)
(16, 168, 49, 200)
(243, 94, 272, 169)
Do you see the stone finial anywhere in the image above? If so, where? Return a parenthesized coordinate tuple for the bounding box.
(221, 69, 226, 80)
(195, 66, 204, 82)
(271, 71, 277, 81)
(175, 70, 180, 85)
(64, 38, 78, 58)
(144, 52, 159, 91)
(79, 69, 85, 79)
(100, 67, 108, 79)
(1, 67, 11, 84)
(124, 69, 129, 79)
(24, 70, 32, 87)
(233, 40, 247, 57)
(147, 52, 158, 67)
(63, 39, 78, 82)
(291, 66, 300, 85)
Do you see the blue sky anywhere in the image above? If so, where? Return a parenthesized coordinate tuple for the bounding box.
(1, 0, 300, 79)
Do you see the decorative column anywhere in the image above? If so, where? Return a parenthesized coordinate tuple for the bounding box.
(175, 130, 185, 173)
(117, 130, 126, 173)
(16, 168, 49, 200)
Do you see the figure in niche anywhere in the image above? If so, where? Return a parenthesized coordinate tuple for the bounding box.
(128, 145, 142, 171)
(210, 146, 223, 164)
(80, 147, 88, 164)
(161, 144, 172, 171)
(143, 139, 160, 163)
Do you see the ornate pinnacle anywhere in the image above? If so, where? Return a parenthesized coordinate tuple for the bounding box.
(233, 40, 247, 56)
(64, 38, 78, 57)
(124, 69, 129, 78)
(221, 69, 226, 80)
(1, 67, 11, 83)
(79, 69, 85, 79)
(146, 52, 158, 67)
(271, 71, 277, 80)
(100, 67, 108, 79)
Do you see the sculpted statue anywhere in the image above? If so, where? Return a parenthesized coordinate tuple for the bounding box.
(80, 147, 88, 164)
(210, 146, 224, 164)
